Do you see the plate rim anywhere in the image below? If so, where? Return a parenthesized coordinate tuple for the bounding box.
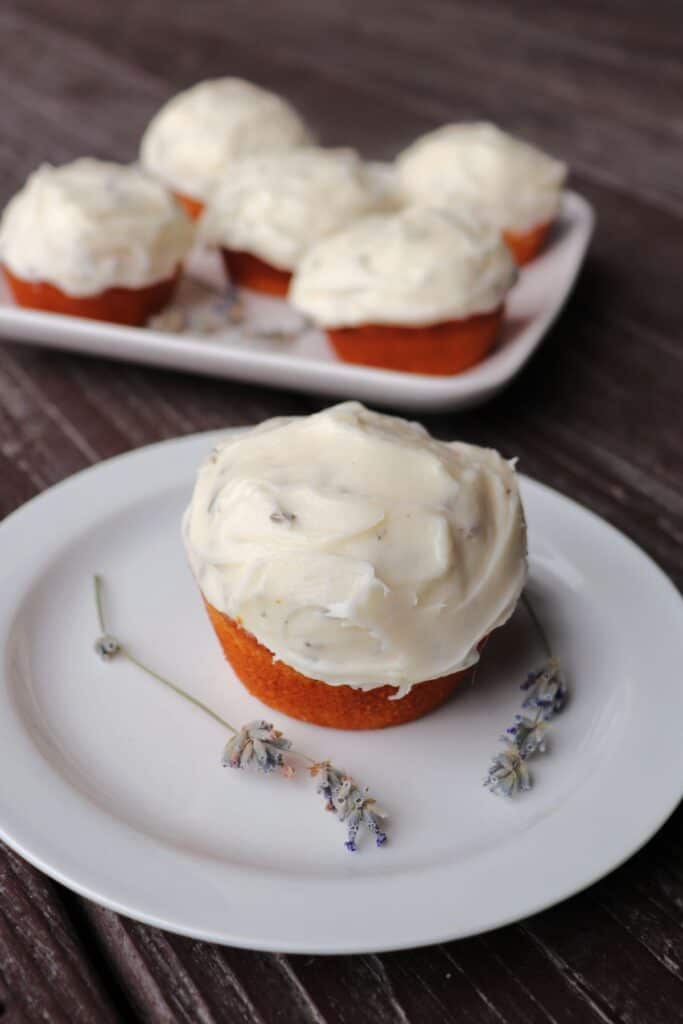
(0, 427, 681, 955)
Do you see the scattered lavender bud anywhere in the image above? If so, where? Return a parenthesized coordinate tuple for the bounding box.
(484, 747, 531, 797)
(94, 634, 120, 661)
(521, 658, 567, 719)
(222, 720, 292, 774)
(270, 509, 297, 524)
(309, 762, 388, 851)
(504, 708, 548, 758)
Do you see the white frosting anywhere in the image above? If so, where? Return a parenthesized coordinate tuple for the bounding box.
(288, 206, 516, 327)
(363, 161, 405, 212)
(140, 78, 313, 200)
(397, 122, 567, 233)
(0, 158, 193, 296)
(184, 402, 527, 695)
(198, 148, 383, 271)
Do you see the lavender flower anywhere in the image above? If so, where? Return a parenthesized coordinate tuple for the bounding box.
(521, 657, 567, 719)
(94, 634, 121, 661)
(485, 594, 568, 799)
(222, 721, 292, 774)
(504, 707, 548, 758)
(269, 509, 297, 525)
(484, 747, 531, 797)
(363, 808, 389, 847)
(147, 291, 245, 334)
(311, 761, 345, 810)
(310, 762, 388, 851)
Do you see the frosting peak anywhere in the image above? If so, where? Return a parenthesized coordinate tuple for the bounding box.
(184, 403, 527, 694)
(397, 122, 567, 232)
(140, 78, 313, 199)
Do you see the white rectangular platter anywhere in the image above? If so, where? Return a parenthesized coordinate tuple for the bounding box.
(0, 191, 593, 412)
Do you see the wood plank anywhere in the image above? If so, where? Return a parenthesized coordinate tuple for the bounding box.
(521, 893, 683, 1024)
(80, 903, 331, 1023)
(0, 844, 122, 1022)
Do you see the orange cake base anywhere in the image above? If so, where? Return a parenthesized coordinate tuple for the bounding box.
(503, 221, 552, 265)
(173, 191, 205, 221)
(221, 248, 292, 298)
(326, 307, 503, 376)
(205, 601, 477, 729)
(2, 266, 180, 326)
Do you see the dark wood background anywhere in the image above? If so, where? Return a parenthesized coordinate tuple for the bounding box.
(0, 1, 681, 1021)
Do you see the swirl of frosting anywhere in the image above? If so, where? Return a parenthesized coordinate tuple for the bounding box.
(0, 158, 193, 296)
(198, 148, 385, 271)
(183, 402, 527, 695)
(396, 122, 567, 233)
(288, 206, 516, 327)
(140, 78, 313, 200)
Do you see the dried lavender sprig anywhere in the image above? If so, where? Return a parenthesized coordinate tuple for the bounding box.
(94, 575, 238, 735)
(93, 576, 387, 850)
(484, 590, 567, 797)
(309, 761, 388, 850)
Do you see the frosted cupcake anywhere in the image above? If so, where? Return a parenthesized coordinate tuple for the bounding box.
(183, 402, 527, 730)
(0, 158, 193, 325)
(140, 78, 313, 219)
(289, 206, 516, 375)
(198, 148, 383, 297)
(396, 123, 567, 264)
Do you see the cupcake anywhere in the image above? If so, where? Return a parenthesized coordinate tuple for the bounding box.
(0, 158, 193, 325)
(396, 122, 567, 264)
(198, 148, 384, 297)
(183, 402, 527, 730)
(289, 206, 517, 375)
(139, 78, 313, 219)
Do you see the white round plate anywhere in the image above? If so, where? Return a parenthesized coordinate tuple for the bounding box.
(0, 431, 681, 954)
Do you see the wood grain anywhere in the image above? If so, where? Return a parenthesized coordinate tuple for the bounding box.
(0, 846, 121, 1022)
(0, 0, 681, 1021)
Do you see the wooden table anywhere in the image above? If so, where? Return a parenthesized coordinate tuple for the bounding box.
(0, 1, 681, 1021)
